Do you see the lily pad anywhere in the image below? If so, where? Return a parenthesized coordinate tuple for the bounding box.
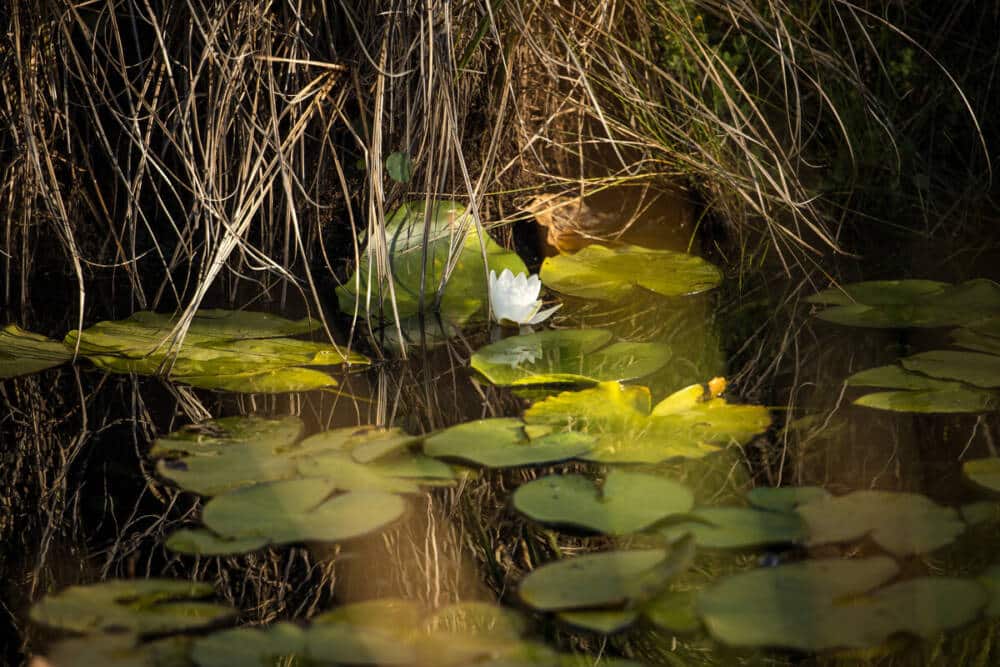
(746, 486, 831, 512)
(520, 543, 693, 612)
(30, 579, 234, 635)
(698, 557, 985, 651)
(151, 415, 304, 457)
(0, 324, 72, 378)
(796, 490, 965, 556)
(64, 310, 365, 392)
(980, 565, 1000, 616)
(659, 507, 806, 549)
(901, 350, 1000, 389)
(202, 478, 406, 545)
(46, 635, 189, 667)
(427, 602, 527, 639)
(423, 418, 593, 468)
(336, 200, 527, 323)
(164, 528, 268, 556)
(963, 458, 1000, 495)
(809, 279, 1000, 328)
(642, 590, 701, 634)
(306, 622, 416, 665)
(513, 470, 693, 534)
(846, 364, 996, 413)
(952, 327, 1000, 356)
(556, 610, 639, 634)
(540, 244, 722, 301)
(192, 623, 306, 667)
(523, 381, 771, 464)
(471, 329, 671, 386)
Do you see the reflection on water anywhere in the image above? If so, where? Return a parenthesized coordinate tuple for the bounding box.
(6, 254, 1000, 666)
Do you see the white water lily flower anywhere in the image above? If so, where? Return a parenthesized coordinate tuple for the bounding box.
(489, 269, 562, 326)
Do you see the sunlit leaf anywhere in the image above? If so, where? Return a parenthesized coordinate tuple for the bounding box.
(540, 244, 722, 301)
(164, 528, 268, 556)
(0, 324, 72, 378)
(963, 457, 1000, 495)
(901, 350, 1000, 388)
(423, 418, 593, 468)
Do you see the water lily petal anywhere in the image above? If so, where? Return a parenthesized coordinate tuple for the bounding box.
(527, 303, 562, 325)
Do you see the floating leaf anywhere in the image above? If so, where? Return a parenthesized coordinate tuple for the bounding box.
(471, 329, 671, 386)
(192, 623, 305, 667)
(557, 610, 639, 634)
(963, 458, 1000, 495)
(513, 470, 693, 534)
(699, 557, 985, 651)
(809, 279, 1000, 328)
(642, 590, 701, 634)
(423, 418, 593, 468)
(336, 200, 527, 323)
(165, 528, 268, 556)
(520, 544, 693, 612)
(427, 602, 526, 639)
(65, 310, 363, 393)
(30, 579, 233, 635)
(202, 479, 406, 545)
(0, 324, 72, 378)
(151, 415, 304, 457)
(952, 327, 1000, 356)
(901, 350, 1000, 389)
(46, 635, 189, 667)
(385, 151, 412, 183)
(306, 622, 416, 665)
(961, 501, 1000, 526)
(980, 565, 1000, 617)
(796, 490, 965, 556)
(746, 486, 830, 512)
(659, 507, 805, 549)
(523, 382, 770, 464)
(540, 244, 722, 301)
(846, 364, 996, 413)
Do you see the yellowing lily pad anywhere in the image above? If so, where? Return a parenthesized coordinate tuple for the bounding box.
(963, 458, 1000, 495)
(336, 200, 527, 323)
(796, 490, 965, 556)
(513, 470, 693, 534)
(0, 324, 72, 378)
(698, 557, 985, 651)
(423, 418, 593, 468)
(540, 244, 722, 301)
(523, 381, 771, 464)
(202, 478, 406, 546)
(30, 579, 234, 635)
(470, 329, 671, 386)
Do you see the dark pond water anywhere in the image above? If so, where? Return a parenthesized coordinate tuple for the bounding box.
(4, 202, 1000, 667)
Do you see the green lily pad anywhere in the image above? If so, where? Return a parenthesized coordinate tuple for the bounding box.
(540, 244, 722, 301)
(0, 324, 72, 378)
(523, 382, 771, 464)
(642, 589, 701, 634)
(30, 579, 233, 635)
(314, 599, 423, 631)
(520, 542, 694, 612)
(336, 200, 527, 323)
(192, 623, 306, 667)
(513, 470, 693, 534)
(202, 478, 406, 545)
(901, 350, 1000, 388)
(961, 501, 1000, 525)
(809, 279, 1000, 328)
(659, 507, 806, 549)
(556, 610, 639, 634)
(807, 280, 950, 306)
(963, 457, 1000, 494)
(306, 622, 416, 665)
(796, 490, 965, 556)
(746, 486, 831, 512)
(427, 602, 527, 639)
(980, 565, 1000, 616)
(471, 329, 671, 386)
(151, 415, 304, 457)
(46, 635, 190, 667)
(698, 557, 985, 651)
(164, 528, 268, 556)
(952, 327, 1000, 355)
(846, 364, 996, 413)
(423, 418, 593, 468)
